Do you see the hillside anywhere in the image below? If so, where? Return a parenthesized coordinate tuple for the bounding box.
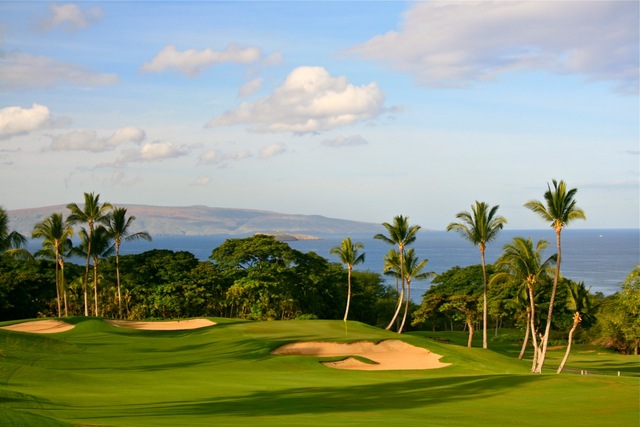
(6, 204, 382, 236)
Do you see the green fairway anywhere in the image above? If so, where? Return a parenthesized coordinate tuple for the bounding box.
(0, 318, 638, 427)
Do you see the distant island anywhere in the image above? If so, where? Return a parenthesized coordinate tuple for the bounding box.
(7, 204, 383, 237)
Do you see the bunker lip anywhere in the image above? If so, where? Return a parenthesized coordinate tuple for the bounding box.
(0, 319, 75, 334)
(271, 339, 451, 370)
(103, 318, 216, 330)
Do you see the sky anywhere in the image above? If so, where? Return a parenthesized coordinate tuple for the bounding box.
(1, 1, 638, 230)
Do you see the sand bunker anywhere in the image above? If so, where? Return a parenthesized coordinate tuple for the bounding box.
(0, 319, 75, 334)
(272, 339, 450, 370)
(104, 318, 216, 330)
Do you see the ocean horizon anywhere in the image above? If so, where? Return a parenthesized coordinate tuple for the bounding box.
(27, 228, 639, 302)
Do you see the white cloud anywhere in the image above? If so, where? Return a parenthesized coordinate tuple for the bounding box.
(206, 66, 385, 134)
(238, 77, 263, 97)
(0, 104, 51, 139)
(51, 126, 146, 152)
(322, 134, 368, 148)
(198, 149, 221, 165)
(39, 3, 104, 32)
(0, 51, 118, 90)
(191, 176, 211, 186)
(259, 143, 286, 159)
(348, 1, 639, 94)
(140, 44, 266, 77)
(223, 149, 252, 161)
(113, 141, 188, 166)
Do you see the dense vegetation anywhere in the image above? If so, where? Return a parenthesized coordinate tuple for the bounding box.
(1, 183, 639, 363)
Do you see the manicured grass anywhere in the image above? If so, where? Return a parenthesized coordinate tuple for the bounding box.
(0, 318, 638, 426)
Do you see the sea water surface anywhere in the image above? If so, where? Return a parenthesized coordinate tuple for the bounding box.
(119, 229, 639, 301)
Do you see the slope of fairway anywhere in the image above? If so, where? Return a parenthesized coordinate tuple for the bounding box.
(0, 318, 637, 427)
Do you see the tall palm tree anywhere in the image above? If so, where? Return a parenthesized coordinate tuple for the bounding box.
(75, 226, 114, 317)
(374, 215, 421, 331)
(32, 213, 74, 317)
(106, 207, 151, 319)
(493, 237, 556, 369)
(67, 192, 113, 316)
(557, 281, 592, 374)
(525, 179, 586, 373)
(329, 237, 365, 321)
(0, 206, 29, 257)
(447, 201, 507, 349)
(398, 248, 434, 333)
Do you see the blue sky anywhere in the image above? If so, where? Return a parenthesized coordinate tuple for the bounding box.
(1, 1, 638, 230)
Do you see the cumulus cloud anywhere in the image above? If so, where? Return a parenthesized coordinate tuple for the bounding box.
(191, 176, 211, 186)
(347, 1, 639, 94)
(115, 142, 188, 165)
(140, 44, 267, 77)
(39, 3, 104, 32)
(259, 143, 286, 159)
(50, 126, 145, 152)
(0, 104, 51, 139)
(322, 134, 368, 148)
(0, 51, 118, 90)
(207, 66, 385, 134)
(198, 149, 221, 165)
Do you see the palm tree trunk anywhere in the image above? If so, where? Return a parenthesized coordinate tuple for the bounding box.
(54, 252, 61, 317)
(480, 247, 488, 349)
(535, 228, 562, 373)
(60, 259, 68, 317)
(518, 310, 531, 360)
(343, 266, 352, 321)
(528, 284, 540, 372)
(398, 279, 411, 334)
(466, 319, 474, 347)
(557, 312, 581, 374)
(93, 257, 99, 317)
(385, 286, 404, 330)
(116, 244, 122, 319)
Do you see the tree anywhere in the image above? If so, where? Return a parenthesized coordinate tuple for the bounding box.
(447, 201, 507, 349)
(492, 237, 555, 369)
(618, 266, 640, 355)
(329, 237, 365, 321)
(398, 248, 434, 332)
(106, 207, 151, 318)
(75, 226, 114, 316)
(32, 213, 74, 317)
(67, 192, 113, 316)
(0, 206, 29, 258)
(374, 215, 421, 332)
(557, 281, 593, 374)
(525, 179, 586, 372)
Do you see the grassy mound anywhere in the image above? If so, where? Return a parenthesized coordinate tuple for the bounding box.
(0, 318, 637, 426)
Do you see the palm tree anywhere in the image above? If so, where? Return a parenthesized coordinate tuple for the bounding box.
(557, 281, 592, 374)
(525, 179, 586, 373)
(374, 215, 421, 331)
(329, 237, 365, 321)
(492, 237, 555, 369)
(32, 213, 74, 317)
(447, 201, 507, 349)
(106, 207, 152, 319)
(0, 206, 29, 258)
(67, 192, 113, 316)
(398, 248, 434, 333)
(75, 226, 114, 317)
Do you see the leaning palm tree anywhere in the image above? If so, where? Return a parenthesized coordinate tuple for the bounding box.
(106, 207, 152, 319)
(32, 213, 74, 317)
(0, 206, 30, 258)
(447, 201, 507, 349)
(398, 248, 434, 333)
(67, 192, 113, 316)
(557, 281, 592, 374)
(492, 237, 556, 369)
(329, 237, 365, 321)
(374, 215, 421, 331)
(525, 179, 586, 373)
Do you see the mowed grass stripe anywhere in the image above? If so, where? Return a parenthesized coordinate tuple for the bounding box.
(0, 318, 637, 426)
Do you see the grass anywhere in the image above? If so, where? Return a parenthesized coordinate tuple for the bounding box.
(0, 318, 638, 426)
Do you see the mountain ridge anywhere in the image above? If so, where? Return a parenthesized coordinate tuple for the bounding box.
(6, 204, 383, 237)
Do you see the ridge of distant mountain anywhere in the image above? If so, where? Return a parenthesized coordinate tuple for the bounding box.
(6, 204, 383, 237)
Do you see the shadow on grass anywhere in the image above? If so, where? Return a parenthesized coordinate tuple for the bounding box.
(105, 374, 548, 419)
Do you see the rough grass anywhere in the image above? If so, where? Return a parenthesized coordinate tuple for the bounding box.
(0, 318, 638, 426)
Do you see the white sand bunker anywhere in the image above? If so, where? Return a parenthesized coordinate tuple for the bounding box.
(104, 318, 216, 330)
(0, 319, 75, 334)
(272, 339, 451, 371)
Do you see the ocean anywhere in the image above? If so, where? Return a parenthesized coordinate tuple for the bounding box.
(113, 229, 639, 301)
